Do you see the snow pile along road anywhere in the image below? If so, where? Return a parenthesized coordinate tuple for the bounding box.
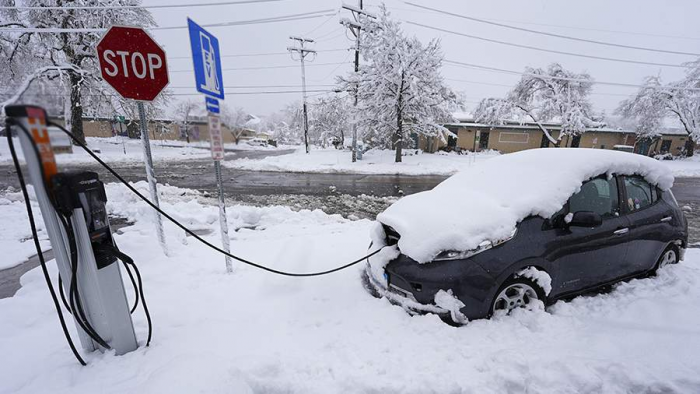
(378, 148, 674, 263)
(0, 186, 50, 270)
(1, 182, 700, 393)
(0, 136, 206, 165)
(225, 147, 500, 175)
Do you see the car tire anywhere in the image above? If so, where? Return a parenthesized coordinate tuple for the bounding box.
(489, 277, 546, 318)
(652, 245, 680, 275)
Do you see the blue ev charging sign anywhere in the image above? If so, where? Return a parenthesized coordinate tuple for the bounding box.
(205, 97, 220, 114)
(187, 18, 225, 100)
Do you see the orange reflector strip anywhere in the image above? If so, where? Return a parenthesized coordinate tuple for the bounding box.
(25, 109, 57, 182)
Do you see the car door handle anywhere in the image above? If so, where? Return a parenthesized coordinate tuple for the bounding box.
(613, 228, 629, 235)
(660, 216, 673, 223)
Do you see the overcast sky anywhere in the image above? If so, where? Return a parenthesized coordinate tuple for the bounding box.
(147, 0, 700, 118)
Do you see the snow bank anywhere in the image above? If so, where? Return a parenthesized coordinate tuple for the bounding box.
(378, 148, 674, 263)
(224, 147, 500, 175)
(2, 181, 700, 393)
(0, 186, 51, 270)
(662, 155, 700, 177)
(0, 136, 208, 165)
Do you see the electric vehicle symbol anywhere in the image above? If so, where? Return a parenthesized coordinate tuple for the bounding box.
(199, 32, 221, 95)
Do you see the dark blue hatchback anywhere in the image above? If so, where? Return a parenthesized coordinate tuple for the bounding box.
(363, 172, 688, 324)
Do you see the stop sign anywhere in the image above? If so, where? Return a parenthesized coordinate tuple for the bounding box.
(96, 26, 169, 101)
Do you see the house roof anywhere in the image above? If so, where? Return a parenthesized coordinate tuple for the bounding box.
(443, 120, 688, 137)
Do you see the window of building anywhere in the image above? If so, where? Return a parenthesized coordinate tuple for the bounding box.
(498, 132, 529, 144)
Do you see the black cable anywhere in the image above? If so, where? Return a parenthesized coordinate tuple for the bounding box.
(121, 260, 140, 314)
(105, 244, 152, 346)
(5, 119, 86, 366)
(47, 120, 384, 277)
(57, 275, 71, 313)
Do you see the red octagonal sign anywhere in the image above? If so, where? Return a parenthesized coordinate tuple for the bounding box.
(96, 26, 169, 102)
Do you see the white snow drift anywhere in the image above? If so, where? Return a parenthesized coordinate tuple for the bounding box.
(1, 182, 700, 393)
(378, 148, 674, 263)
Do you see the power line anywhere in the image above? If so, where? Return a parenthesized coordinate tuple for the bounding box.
(378, 4, 700, 42)
(408, 22, 691, 69)
(0, 0, 284, 10)
(444, 59, 700, 91)
(303, 9, 341, 36)
(170, 61, 347, 73)
(168, 48, 347, 60)
(169, 84, 335, 88)
(6, 90, 334, 98)
(403, 1, 700, 57)
(0, 9, 336, 33)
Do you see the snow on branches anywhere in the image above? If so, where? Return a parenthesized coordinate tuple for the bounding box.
(338, 5, 458, 162)
(1, 0, 157, 143)
(475, 63, 601, 146)
(617, 60, 700, 155)
(309, 95, 351, 147)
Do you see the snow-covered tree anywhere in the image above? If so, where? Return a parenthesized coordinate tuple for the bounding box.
(617, 61, 700, 156)
(338, 5, 458, 162)
(309, 95, 350, 147)
(0, 0, 155, 144)
(172, 99, 202, 143)
(251, 102, 302, 145)
(220, 105, 248, 144)
(475, 63, 602, 146)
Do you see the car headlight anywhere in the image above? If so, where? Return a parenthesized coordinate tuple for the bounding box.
(433, 229, 516, 261)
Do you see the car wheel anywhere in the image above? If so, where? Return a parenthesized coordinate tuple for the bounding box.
(653, 246, 679, 274)
(490, 278, 545, 318)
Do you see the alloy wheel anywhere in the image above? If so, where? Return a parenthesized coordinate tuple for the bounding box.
(493, 283, 539, 315)
(658, 249, 677, 270)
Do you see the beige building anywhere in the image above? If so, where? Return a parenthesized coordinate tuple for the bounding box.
(418, 121, 693, 156)
(57, 116, 265, 145)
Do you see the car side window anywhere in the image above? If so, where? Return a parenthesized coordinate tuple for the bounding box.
(623, 176, 654, 211)
(568, 177, 619, 218)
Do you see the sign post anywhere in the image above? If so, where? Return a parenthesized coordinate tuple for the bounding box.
(188, 18, 233, 273)
(96, 26, 170, 255)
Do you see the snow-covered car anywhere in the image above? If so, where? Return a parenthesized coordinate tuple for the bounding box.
(246, 138, 268, 147)
(363, 148, 688, 324)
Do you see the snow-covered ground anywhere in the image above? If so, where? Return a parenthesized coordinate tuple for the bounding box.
(663, 155, 700, 177)
(0, 136, 288, 165)
(0, 187, 50, 270)
(225, 147, 700, 177)
(2, 182, 700, 393)
(225, 147, 500, 175)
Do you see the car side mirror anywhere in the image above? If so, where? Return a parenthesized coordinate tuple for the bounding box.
(568, 211, 602, 228)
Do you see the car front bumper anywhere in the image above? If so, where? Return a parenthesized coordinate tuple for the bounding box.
(362, 263, 450, 317)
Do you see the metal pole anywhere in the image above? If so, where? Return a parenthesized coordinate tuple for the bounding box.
(351, 1, 362, 162)
(300, 53, 310, 154)
(137, 102, 168, 255)
(214, 160, 233, 273)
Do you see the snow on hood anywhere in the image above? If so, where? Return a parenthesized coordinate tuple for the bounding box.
(377, 148, 674, 263)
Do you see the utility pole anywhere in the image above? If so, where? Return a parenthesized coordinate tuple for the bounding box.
(340, 1, 375, 162)
(287, 36, 316, 154)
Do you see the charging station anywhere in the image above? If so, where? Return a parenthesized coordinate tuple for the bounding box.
(6, 105, 139, 356)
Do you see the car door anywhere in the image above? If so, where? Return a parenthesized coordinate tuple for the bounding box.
(620, 176, 671, 273)
(545, 176, 631, 295)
